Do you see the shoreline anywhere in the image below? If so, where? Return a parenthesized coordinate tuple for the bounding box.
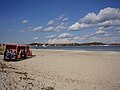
(31, 48, 120, 53)
(30, 45, 120, 52)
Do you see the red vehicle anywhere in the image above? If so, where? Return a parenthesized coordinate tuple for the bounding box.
(4, 44, 32, 60)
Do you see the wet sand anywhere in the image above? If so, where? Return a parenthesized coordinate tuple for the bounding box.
(0, 49, 120, 90)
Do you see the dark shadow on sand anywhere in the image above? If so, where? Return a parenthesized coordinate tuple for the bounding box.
(4, 55, 36, 62)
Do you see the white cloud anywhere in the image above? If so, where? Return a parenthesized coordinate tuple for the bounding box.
(45, 22, 68, 32)
(98, 20, 113, 27)
(69, 22, 92, 30)
(47, 20, 54, 25)
(96, 27, 105, 30)
(46, 34, 56, 39)
(22, 19, 28, 24)
(56, 14, 64, 20)
(56, 22, 68, 31)
(67, 7, 120, 43)
(95, 30, 105, 34)
(98, 20, 120, 27)
(41, 13, 69, 32)
(44, 26, 54, 31)
(48, 38, 73, 44)
(55, 12, 68, 21)
(81, 12, 98, 24)
(63, 18, 69, 21)
(89, 36, 120, 43)
(58, 33, 73, 38)
(73, 36, 80, 40)
(60, 22, 66, 26)
(69, 7, 120, 31)
(33, 37, 39, 40)
(31, 23, 68, 32)
(32, 26, 43, 31)
(97, 7, 120, 22)
(55, 24, 67, 31)
(95, 26, 113, 32)
(81, 7, 120, 24)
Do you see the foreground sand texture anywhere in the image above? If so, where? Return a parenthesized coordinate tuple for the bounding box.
(0, 49, 120, 90)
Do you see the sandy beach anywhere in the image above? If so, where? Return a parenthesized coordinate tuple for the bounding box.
(0, 49, 120, 90)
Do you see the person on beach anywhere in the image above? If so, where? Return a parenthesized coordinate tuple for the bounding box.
(6, 49, 11, 60)
(11, 50, 17, 59)
(20, 49, 26, 59)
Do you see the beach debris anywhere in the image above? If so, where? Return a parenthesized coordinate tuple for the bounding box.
(41, 86, 54, 90)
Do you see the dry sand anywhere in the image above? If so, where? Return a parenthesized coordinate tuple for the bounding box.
(0, 49, 120, 90)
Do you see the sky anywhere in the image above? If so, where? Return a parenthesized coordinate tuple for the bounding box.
(0, 0, 120, 44)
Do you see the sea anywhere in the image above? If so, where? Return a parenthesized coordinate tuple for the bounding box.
(31, 45, 120, 52)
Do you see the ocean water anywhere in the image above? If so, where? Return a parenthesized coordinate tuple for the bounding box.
(31, 46, 120, 52)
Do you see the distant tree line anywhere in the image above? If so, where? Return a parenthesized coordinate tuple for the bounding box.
(29, 42, 120, 47)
